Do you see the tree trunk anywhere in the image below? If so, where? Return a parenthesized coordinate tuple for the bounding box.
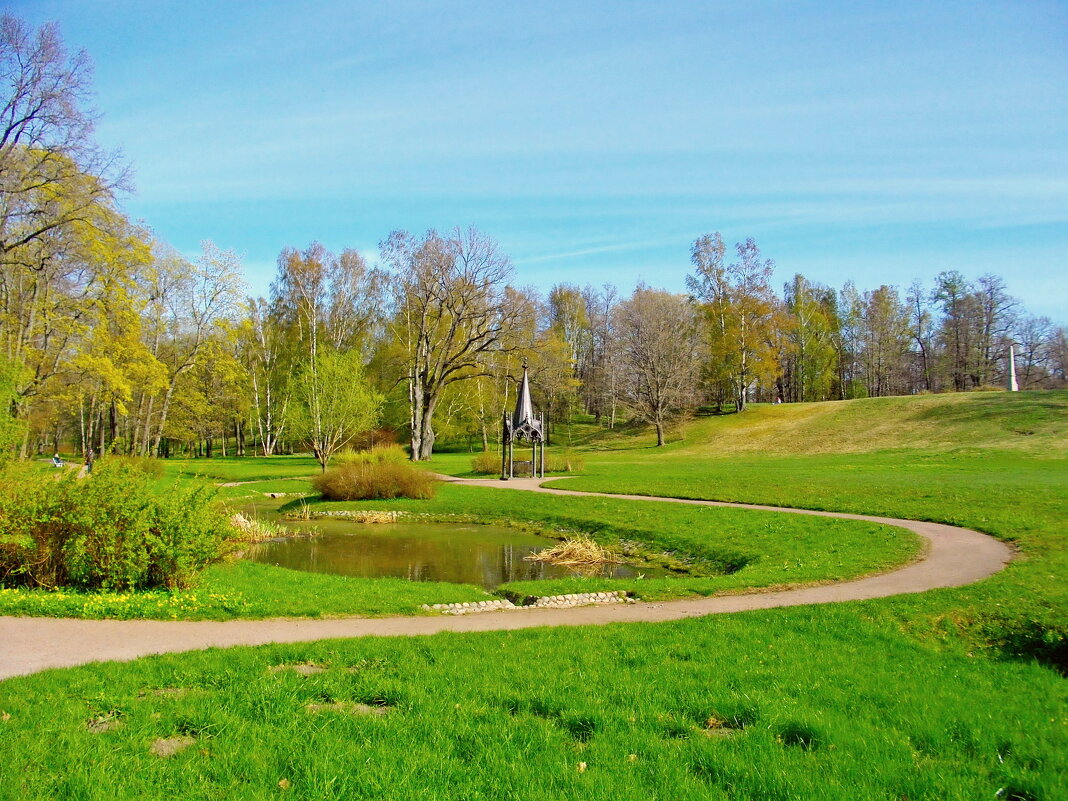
(417, 396, 437, 461)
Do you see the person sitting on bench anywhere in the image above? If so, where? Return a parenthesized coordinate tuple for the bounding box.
(52, 453, 63, 467)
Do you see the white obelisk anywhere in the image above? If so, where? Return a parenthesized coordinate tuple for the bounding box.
(1008, 345, 1019, 392)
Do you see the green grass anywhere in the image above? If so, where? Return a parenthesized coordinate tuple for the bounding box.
(2, 390, 1066, 799)
(162, 455, 321, 483)
(552, 403, 1068, 665)
(0, 608, 1063, 800)
(0, 561, 491, 620)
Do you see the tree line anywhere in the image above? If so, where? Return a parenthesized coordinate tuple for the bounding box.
(2, 13, 1065, 462)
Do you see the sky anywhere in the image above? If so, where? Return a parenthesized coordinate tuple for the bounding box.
(10, 0, 1068, 319)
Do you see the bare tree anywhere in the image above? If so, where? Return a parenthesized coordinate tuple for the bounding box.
(0, 14, 126, 272)
(150, 242, 243, 456)
(615, 286, 700, 446)
(382, 227, 520, 461)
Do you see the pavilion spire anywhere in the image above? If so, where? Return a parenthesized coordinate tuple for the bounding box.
(512, 361, 537, 430)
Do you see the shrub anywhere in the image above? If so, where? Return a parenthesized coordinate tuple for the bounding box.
(546, 452, 584, 473)
(333, 444, 408, 467)
(313, 461, 437, 501)
(470, 450, 584, 475)
(103, 454, 165, 478)
(348, 428, 399, 451)
(470, 451, 500, 474)
(0, 460, 231, 591)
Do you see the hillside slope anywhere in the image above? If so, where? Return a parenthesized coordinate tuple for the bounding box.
(584, 390, 1067, 458)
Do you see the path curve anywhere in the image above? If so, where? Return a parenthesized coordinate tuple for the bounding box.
(0, 477, 1012, 681)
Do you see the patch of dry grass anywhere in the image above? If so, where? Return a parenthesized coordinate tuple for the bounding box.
(313, 461, 437, 501)
(525, 535, 620, 565)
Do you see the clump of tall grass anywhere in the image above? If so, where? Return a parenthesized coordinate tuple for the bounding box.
(313, 461, 437, 501)
(333, 444, 408, 467)
(525, 534, 619, 565)
(229, 512, 286, 542)
(470, 451, 500, 474)
(469, 450, 585, 475)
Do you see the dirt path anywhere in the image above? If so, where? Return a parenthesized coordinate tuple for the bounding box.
(0, 477, 1012, 681)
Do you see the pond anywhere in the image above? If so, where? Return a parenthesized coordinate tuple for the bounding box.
(245, 516, 669, 589)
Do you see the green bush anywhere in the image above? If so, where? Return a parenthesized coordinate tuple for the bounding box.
(102, 453, 165, 478)
(0, 460, 231, 591)
(313, 461, 437, 500)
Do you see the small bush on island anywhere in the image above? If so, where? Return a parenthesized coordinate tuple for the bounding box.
(0, 461, 231, 591)
(313, 461, 437, 501)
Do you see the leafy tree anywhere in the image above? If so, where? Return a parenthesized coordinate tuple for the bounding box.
(688, 234, 780, 411)
(782, 274, 838, 402)
(0, 14, 125, 277)
(292, 348, 383, 471)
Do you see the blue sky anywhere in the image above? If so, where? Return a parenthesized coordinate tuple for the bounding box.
(11, 0, 1068, 318)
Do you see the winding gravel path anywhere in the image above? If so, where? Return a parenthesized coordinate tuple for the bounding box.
(0, 477, 1012, 681)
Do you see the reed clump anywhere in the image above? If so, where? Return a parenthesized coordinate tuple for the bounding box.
(313, 461, 437, 501)
(525, 535, 620, 565)
(333, 444, 408, 467)
(228, 512, 285, 542)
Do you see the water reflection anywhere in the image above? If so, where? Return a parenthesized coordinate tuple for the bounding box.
(245, 519, 667, 589)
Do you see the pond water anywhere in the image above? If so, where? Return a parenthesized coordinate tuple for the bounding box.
(245, 516, 668, 589)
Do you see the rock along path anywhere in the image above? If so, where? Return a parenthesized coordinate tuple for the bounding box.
(0, 476, 1012, 681)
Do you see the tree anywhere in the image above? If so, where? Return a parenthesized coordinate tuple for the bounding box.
(383, 227, 521, 461)
(782, 274, 838, 402)
(149, 242, 243, 456)
(906, 280, 935, 392)
(688, 234, 779, 411)
(0, 14, 125, 274)
(859, 285, 910, 397)
(292, 348, 383, 471)
(615, 286, 700, 446)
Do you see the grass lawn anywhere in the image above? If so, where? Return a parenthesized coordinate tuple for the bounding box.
(1, 390, 1065, 799)
(0, 609, 1063, 800)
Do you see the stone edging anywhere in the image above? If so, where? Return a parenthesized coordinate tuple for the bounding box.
(424, 591, 634, 615)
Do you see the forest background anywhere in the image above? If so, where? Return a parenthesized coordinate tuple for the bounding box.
(2, 13, 1065, 467)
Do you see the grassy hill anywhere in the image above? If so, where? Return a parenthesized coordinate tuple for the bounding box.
(574, 389, 1067, 457)
(558, 390, 1068, 668)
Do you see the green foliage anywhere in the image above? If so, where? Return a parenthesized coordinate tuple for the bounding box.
(0, 356, 27, 459)
(312, 461, 438, 501)
(102, 454, 165, 478)
(292, 347, 384, 470)
(0, 461, 231, 591)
